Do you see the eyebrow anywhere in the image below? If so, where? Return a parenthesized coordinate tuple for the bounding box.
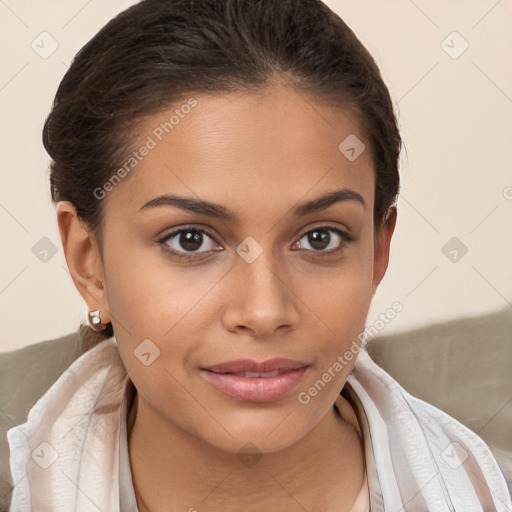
(139, 188, 366, 221)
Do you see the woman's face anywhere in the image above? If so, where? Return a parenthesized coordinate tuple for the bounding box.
(76, 81, 394, 454)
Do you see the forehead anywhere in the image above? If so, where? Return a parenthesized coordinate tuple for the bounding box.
(103, 82, 375, 218)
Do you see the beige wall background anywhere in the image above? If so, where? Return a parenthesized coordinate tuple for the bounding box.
(0, 0, 511, 353)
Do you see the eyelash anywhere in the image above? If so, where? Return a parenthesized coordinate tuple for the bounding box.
(157, 225, 356, 261)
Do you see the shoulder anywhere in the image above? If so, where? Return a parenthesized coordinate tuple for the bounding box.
(0, 332, 82, 511)
(407, 390, 512, 499)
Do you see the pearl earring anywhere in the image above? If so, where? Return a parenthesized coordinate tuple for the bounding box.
(88, 309, 103, 331)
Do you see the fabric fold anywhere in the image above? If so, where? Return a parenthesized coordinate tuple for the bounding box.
(348, 348, 511, 511)
(7, 338, 128, 511)
(6, 337, 512, 511)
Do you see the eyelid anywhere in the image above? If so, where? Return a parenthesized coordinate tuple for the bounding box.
(296, 223, 356, 243)
(157, 222, 356, 259)
(157, 225, 220, 249)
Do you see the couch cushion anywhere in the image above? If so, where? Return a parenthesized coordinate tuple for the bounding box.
(366, 306, 512, 492)
(0, 331, 81, 509)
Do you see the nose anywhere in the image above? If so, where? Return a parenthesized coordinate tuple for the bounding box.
(221, 250, 300, 339)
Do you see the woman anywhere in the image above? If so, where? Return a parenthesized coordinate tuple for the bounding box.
(6, 0, 511, 510)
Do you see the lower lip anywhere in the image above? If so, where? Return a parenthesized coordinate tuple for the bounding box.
(200, 367, 309, 402)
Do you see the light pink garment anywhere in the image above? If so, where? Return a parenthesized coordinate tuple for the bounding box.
(7, 337, 511, 511)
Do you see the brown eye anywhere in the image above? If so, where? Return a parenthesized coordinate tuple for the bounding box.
(159, 227, 221, 258)
(176, 230, 204, 252)
(295, 226, 355, 254)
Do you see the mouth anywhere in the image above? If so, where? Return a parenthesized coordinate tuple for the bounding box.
(213, 369, 286, 378)
(202, 357, 309, 374)
(200, 358, 310, 402)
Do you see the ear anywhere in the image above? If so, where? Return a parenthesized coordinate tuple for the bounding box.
(56, 201, 111, 325)
(371, 206, 397, 297)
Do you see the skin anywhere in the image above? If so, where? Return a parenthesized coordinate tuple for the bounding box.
(57, 78, 396, 511)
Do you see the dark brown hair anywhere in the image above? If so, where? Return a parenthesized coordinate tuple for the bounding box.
(43, 0, 403, 352)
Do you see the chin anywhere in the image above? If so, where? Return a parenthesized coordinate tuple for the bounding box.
(195, 411, 311, 456)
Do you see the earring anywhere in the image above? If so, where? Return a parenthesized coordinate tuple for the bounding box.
(88, 309, 103, 331)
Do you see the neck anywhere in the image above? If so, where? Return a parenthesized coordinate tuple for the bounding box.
(127, 392, 365, 512)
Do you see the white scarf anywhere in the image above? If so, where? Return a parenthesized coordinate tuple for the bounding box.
(7, 337, 511, 511)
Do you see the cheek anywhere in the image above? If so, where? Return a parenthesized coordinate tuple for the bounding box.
(103, 246, 219, 377)
(103, 251, 196, 413)
(101, 231, 375, 445)
(300, 241, 374, 327)
(105, 227, 374, 341)
(295, 245, 374, 397)
(104, 244, 203, 336)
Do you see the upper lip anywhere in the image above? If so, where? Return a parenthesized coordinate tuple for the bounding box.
(203, 358, 309, 374)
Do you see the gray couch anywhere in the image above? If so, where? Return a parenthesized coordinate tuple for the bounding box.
(1, 307, 511, 510)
